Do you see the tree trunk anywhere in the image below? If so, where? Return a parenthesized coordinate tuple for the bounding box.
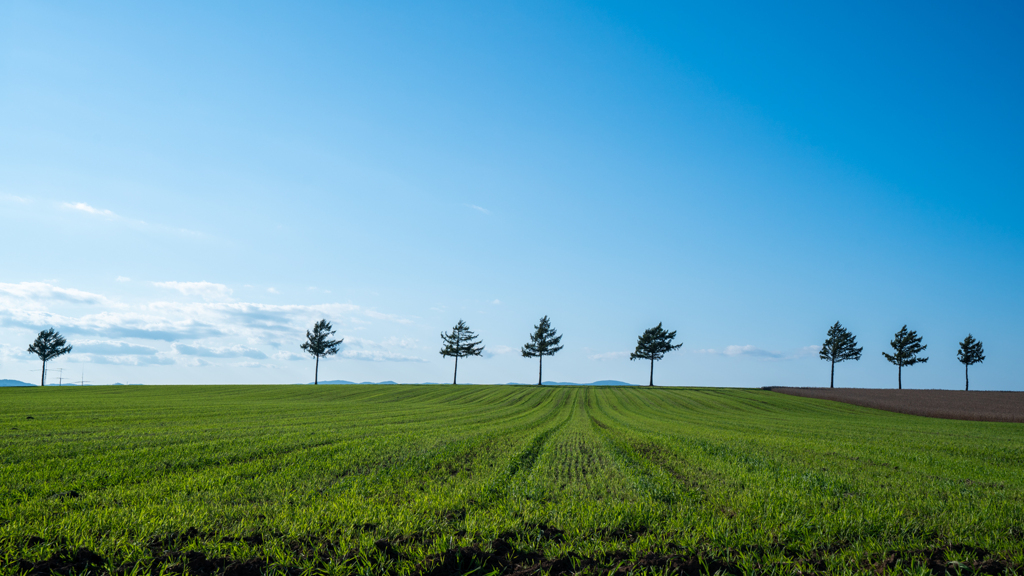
(314, 355, 319, 385)
(965, 363, 969, 391)
(453, 355, 458, 385)
(538, 355, 543, 385)
(40, 361, 45, 387)
(649, 357, 654, 386)
(898, 364, 901, 390)
(830, 359, 835, 388)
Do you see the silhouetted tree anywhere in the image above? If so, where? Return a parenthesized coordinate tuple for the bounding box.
(521, 315, 563, 385)
(440, 319, 484, 385)
(630, 323, 682, 387)
(957, 334, 985, 391)
(819, 321, 863, 388)
(27, 328, 72, 387)
(882, 325, 928, 389)
(300, 319, 343, 385)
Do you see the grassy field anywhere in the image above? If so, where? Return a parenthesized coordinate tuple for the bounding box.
(1, 385, 1022, 575)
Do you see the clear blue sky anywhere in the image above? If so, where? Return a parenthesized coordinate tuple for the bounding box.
(2, 1, 1022, 388)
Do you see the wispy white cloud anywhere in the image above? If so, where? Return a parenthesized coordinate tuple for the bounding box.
(267, 287, 279, 294)
(696, 345, 781, 358)
(0, 282, 112, 305)
(796, 345, 821, 357)
(66, 337, 175, 366)
(697, 344, 818, 360)
(173, 343, 267, 359)
(340, 336, 426, 362)
(63, 202, 117, 218)
(65, 340, 176, 365)
(380, 336, 417, 348)
(0, 281, 420, 373)
(1, 193, 29, 203)
(491, 299, 501, 305)
(60, 201, 205, 238)
(73, 340, 159, 356)
(481, 344, 513, 358)
(341, 349, 426, 362)
(363, 309, 413, 324)
(153, 281, 233, 301)
(116, 276, 131, 282)
(0, 343, 24, 363)
(79, 354, 176, 366)
(0, 306, 225, 342)
(0, 297, 404, 346)
(723, 345, 782, 358)
(466, 204, 490, 215)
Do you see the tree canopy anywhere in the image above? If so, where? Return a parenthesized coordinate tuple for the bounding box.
(630, 323, 682, 386)
(521, 315, 563, 385)
(881, 325, 928, 389)
(957, 334, 985, 391)
(819, 321, 862, 388)
(300, 319, 343, 385)
(27, 328, 73, 387)
(440, 319, 484, 385)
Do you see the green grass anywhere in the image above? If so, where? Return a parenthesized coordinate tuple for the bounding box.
(1, 385, 1022, 575)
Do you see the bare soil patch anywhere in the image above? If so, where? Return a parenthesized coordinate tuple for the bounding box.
(771, 387, 1024, 423)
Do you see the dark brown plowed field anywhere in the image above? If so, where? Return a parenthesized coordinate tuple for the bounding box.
(771, 387, 1024, 423)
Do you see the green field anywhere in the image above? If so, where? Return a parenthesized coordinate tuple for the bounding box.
(2, 385, 1022, 575)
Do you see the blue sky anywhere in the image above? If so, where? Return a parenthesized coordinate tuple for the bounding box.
(1, 1, 1022, 388)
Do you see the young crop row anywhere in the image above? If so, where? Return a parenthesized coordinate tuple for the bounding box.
(2, 385, 1022, 575)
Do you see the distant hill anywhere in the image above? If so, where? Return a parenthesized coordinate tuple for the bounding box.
(0, 379, 33, 387)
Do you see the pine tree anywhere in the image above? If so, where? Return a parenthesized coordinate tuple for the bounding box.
(819, 321, 863, 388)
(300, 319, 343, 385)
(956, 334, 985, 391)
(630, 323, 682, 387)
(440, 320, 485, 385)
(881, 325, 928, 389)
(27, 328, 73, 387)
(521, 316, 563, 385)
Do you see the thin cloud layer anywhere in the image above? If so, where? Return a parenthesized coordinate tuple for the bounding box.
(0, 281, 421, 373)
(724, 345, 784, 358)
(153, 281, 233, 301)
(63, 202, 116, 217)
(74, 341, 160, 356)
(173, 344, 268, 359)
(0, 282, 111, 305)
(697, 344, 819, 360)
(340, 336, 426, 363)
(480, 344, 513, 359)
